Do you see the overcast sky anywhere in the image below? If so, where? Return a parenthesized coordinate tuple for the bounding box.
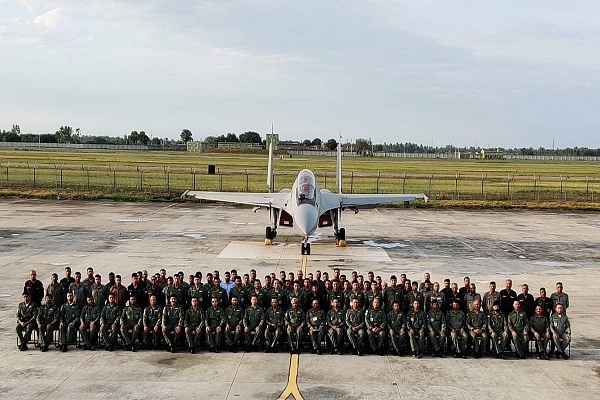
(1, 1, 599, 148)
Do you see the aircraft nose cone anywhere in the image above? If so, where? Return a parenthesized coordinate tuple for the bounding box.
(295, 204, 318, 237)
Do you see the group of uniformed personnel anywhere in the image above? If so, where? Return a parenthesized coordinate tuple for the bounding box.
(17, 267, 572, 359)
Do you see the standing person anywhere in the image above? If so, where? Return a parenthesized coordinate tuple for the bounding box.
(224, 296, 244, 352)
(110, 275, 129, 309)
(24, 270, 44, 307)
(466, 300, 487, 358)
(535, 287, 554, 318)
(120, 295, 142, 351)
(83, 267, 95, 291)
(162, 295, 184, 353)
(128, 273, 148, 310)
(46, 273, 65, 308)
(487, 301, 509, 358)
(530, 305, 551, 360)
(518, 284, 535, 318)
(205, 297, 225, 353)
(403, 282, 424, 315)
(91, 274, 107, 308)
(385, 275, 403, 314)
(58, 292, 79, 352)
(37, 294, 59, 352)
(209, 277, 228, 310)
(427, 300, 446, 357)
(306, 299, 326, 355)
(264, 298, 284, 353)
(143, 295, 163, 350)
(508, 300, 530, 359)
(550, 304, 571, 359)
(79, 295, 100, 350)
(185, 296, 204, 354)
(482, 281, 501, 314)
(500, 279, 518, 317)
(60, 267, 75, 296)
(459, 277, 471, 296)
(230, 276, 247, 311)
(429, 282, 446, 313)
(188, 275, 209, 310)
(463, 283, 481, 313)
(100, 293, 121, 351)
(550, 282, 569, 313)
(69, 272, 87, 310)
(365, 298, 387, 356)
(16, 292, 38, 351)
(285, 298, 305, 354)
(243, 294, 265, 352)
(346, 281, 365, 311)
(346, 298, 366, 356)
(221, 271, 235, 299)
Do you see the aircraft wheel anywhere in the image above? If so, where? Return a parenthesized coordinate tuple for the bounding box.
(265, 238, 273, 245)
(301, 243, 306, 255)
(337, 239, 346, 247)
(266, 226, 274, 240)
(306, 243, 311, 255)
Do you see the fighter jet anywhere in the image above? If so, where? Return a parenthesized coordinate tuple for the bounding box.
(182, 139, 427, 255)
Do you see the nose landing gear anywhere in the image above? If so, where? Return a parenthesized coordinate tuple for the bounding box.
(265, 226, 277, 245)
(301, 241, 311, 255)
(335, 228, 346, 247)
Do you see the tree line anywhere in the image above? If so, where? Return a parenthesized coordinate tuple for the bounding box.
(3, 124, 600, 156)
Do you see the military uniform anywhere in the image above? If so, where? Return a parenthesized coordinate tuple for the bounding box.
(162, 304, 184, 348)
(188, 285, 209, 310)
(365, 307, 387, 353)
(59, 301, 79, 349)
(209, 286, 228, 310)
(270, 290, 288, 311)
(205, 306, 225, 350)
(230, 286, 248, 310)
(69, 282, 87, 310)
(16, 301, 38, 349)
(288, 291, 307, 311)
(508, 309, 530, 357)
(264, 306, 284, 350)
(482, 291, 501, 314)
(427, 309, 446, 355)
(446, 309, 467, 355)
(406, 309, 426, 356)
(346, 290, 365, 310)
(79, 303, 101, 348)
(550, 292, 569, 313)
(91, 284, 107, 308)
(530, 313, 550, 357)
(550, 312, 571, 355)
(46, 282, 65, 308)
(243, 306, 265, 349)
(306, 307, 326, 352)
(164, 285, 187, 309)
(100, 304, 121, 349)
(466, 310, 488, 357)
(403, 291, 424, 315)
(37, 303, 59, 350)
(327, 290, 345, 312)
(387, 310, 407, 355)
(326, 307, 345, 353)
(143, 305, 163, 349)
(224, 305, 244, 349)
(345, 307, 366, 353)
(284, 306, 305, 352)
(464, 292, 482, 313)
(184, 306, 204, 351)
(385, 286, 403, 313)
(120, 304, 142, 348)
(487, 310, 509, 356)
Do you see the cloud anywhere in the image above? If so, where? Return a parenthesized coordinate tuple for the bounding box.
(33, 7, 64, 29)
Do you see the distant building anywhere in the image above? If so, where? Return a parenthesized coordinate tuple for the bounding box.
(479, 149, 505, 160)
(186, 141, 211, 153)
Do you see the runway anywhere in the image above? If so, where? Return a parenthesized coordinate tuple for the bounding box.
(0, 199, 599, 399)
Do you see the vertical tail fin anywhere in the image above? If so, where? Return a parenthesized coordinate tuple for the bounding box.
(336, 138, 342, 194)
(267, 125, 274, 193)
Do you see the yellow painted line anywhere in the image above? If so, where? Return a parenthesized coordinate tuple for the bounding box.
(277, 255, 307, 400)
(277, 354, 303, 400)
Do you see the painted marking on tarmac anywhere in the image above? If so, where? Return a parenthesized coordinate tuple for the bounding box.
(277, 256, 307, 400)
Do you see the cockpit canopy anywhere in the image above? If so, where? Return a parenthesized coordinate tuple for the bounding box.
(297, 170, 316, 205)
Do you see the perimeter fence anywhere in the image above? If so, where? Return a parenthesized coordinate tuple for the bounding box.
(0, 162, 598, 202)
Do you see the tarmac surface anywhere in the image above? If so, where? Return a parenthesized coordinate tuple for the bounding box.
(0, 198, 599, 400)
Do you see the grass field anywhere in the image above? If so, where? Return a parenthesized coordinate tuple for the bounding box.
(1, 148, 599, 209)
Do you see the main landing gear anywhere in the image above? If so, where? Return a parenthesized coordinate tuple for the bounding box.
(265, 226, 277, 245)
